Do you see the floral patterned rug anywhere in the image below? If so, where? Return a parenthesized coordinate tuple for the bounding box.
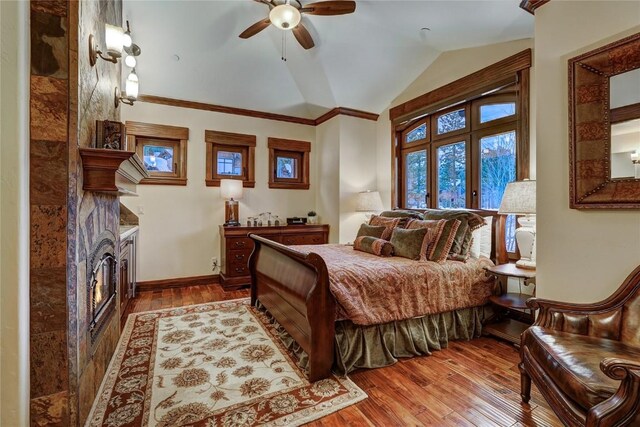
(86, 299, 366, 427)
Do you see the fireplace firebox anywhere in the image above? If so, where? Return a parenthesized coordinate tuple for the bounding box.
(88, 233, 118, 343)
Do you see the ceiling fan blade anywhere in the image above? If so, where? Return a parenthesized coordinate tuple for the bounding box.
(253, 0, 274, 8)
(300, 1, 356, 15)
(292, 23, 315, 49)
(239, 18, 271, 39)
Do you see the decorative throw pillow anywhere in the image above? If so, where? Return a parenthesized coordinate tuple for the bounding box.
(405, 218, 446, 261)
(368, 215, 401, 240)
(422, 210, 483, 259)
(389, 227, 429, 260)
(353, 236, 394, 257)
(379, 210, 423, 228)
(428, 219, 462, 263)
(356, 223, 387, 240)
(470, 216, 493, 259)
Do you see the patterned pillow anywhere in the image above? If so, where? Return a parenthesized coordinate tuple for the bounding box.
(422, 210, 483, 259)
(405, 218, 446, 261)
(427, 219, 462, 263)
(353, 236, 394, 257)
(356, 224, 387, 240)
(389, 227, 429, 260)
(368, 215, 401, 240)
(380, 209, 423, 228)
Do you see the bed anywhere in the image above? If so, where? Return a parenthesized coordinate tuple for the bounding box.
(248, 209, 507, 381)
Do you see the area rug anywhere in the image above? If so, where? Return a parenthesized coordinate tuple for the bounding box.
(86, 298, 366, 427)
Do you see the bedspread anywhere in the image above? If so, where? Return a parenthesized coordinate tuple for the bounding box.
(294, 244, 495, 325)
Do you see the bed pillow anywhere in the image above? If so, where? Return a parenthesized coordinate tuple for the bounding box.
(389, 227, 429, 260)
(379, 210, 423, 228)
(405, 218, 446, 261)
(356, 223, 387, 240)
(427, 219, 462, 263)
(422, 210, 483, 259)
(354, 236, 394, 257)
(368, 215, 401, 240)
(470, 216, 493, 259)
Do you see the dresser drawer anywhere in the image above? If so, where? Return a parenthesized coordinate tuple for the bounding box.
(281, 233, 324, 246)
(226, 263, 249, 277)
(227, 237, 254, 251)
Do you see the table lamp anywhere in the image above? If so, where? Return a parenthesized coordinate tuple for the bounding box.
(221, 179, 243, 226)
(355, 190, 384, 220)
(498, 179, 536, 269)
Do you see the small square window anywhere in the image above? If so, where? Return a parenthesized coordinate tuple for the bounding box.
(143, 144, 175, 173)
(276, 155, 298, 179)
(216, 151, 243, 176)
(268, 138, 310, 190)
(127, 121, 189, 186)
(205, 130, 256, 188)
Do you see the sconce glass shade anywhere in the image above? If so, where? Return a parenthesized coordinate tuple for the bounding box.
(355, 190, 384, 212)
(269, 4, 301, 30)
(632, 150, 640, 163)
(125, 70, 139, 99)
(104, 24, 124, 57)
(124, 55, 137, 68)
(220, 179, 243, 200)
(122, 32, 132, 48)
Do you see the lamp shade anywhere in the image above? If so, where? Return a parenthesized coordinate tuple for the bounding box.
(498, 180, 536, 215)
(104, 24, 124, 57)
(269, 4, 301, 30)
(220, 179, 243, 200)
(355, 190, 384, 212)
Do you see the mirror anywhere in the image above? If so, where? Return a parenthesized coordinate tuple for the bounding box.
(569, 32, 640, 209)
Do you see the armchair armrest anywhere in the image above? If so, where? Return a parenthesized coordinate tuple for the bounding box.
(587, 358, 640, 426)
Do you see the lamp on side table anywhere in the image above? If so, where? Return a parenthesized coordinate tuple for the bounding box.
(499, 179, 536, 270)
(221, 179, 243, 226)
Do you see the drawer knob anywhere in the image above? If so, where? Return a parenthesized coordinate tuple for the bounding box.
(235, 267, 245, 273)
(235, 254, 245, 260)
(234, 241, 246, 248)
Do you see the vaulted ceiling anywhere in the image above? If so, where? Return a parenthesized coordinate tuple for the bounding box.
(123, 0, 534, 118)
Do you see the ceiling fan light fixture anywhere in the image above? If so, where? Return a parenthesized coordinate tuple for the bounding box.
(269, 4, 301, 30)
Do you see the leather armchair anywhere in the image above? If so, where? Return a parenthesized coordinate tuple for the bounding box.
(520, 265, 640, 427)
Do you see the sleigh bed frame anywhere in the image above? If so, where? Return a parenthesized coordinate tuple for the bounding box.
(248, 209, 507, 381)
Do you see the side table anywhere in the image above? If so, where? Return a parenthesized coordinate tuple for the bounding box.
(483, 263, 536, 346)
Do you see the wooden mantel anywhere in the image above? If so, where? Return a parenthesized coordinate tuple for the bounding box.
(79, 148, 149, 195)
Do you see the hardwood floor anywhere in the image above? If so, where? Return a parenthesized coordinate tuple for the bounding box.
(123, 284, 561, 427)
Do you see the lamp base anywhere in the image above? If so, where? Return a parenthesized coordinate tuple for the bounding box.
(224, 199, 239, 226)
(515, 215, 536, 270)
(224, 220, 241, 227)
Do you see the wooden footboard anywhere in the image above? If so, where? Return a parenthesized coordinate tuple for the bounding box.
(248, 234, 335, 382)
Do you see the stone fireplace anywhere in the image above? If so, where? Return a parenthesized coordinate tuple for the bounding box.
(87, 231, 118, 345)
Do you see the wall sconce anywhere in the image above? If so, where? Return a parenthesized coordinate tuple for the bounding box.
(89, 21, 141, 67)
(114, 69, 139, 107)
(89, 24, 124, 66)
(631, 150, 640, 165)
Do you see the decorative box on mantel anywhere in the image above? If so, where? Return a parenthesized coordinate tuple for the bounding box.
(79, 148, 149, 196)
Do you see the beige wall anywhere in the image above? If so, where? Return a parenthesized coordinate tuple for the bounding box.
(315, 118, 341, 243)
(0, 0, 30, 424)
(535, 2, 640, 302)
(121, 103, 317, 281)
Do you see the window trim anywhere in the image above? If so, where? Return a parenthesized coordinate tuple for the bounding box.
(268, 137, 311, 190)
(205, 130, 256, 188)
(126, 121, 189, 186)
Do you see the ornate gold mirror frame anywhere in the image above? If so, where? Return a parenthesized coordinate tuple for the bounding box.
(569, 32, 640, 209)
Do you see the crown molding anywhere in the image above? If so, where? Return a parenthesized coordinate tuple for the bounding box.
(519, 0, 550, 15)
(137, 95, 379, 127)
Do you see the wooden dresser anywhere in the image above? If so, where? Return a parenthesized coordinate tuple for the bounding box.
(219, 224, 330, 290)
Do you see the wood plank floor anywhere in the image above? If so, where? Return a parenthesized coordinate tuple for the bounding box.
(123, 284, 561, 427)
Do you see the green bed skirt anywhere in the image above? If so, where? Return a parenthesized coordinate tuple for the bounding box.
(256, 302, 489, 376)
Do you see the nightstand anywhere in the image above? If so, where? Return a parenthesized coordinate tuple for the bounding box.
(483, 263, 536, 346)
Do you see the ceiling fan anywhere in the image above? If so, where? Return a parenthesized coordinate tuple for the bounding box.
(239, 0, 356, 50)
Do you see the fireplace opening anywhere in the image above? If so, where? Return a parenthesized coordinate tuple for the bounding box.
(88, 235, 117, 343)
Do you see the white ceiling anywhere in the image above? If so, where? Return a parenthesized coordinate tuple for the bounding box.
(123, 0, 534, 118)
